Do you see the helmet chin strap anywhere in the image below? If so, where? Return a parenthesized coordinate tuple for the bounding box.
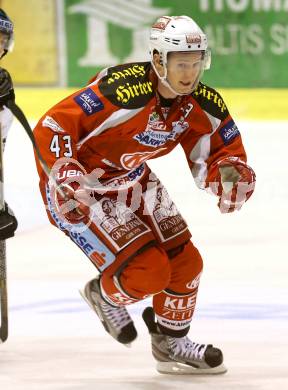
(152, 61, 202, 97)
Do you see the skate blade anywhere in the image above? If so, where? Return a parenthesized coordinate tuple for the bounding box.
(156, 361, 227, 375)
(79, 289, 133, 349)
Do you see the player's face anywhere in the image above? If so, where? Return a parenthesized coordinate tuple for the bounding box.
(166, 52, 203, 95)
(0, 32, 9, 57)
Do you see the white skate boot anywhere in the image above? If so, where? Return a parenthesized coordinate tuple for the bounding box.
(143, 307, 227, 375)
(80, 276, 137, 345)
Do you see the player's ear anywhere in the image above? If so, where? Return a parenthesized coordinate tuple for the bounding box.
(153, 50, 165, 77)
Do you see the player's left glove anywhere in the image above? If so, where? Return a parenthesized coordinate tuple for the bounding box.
(211, 157, 256, 213)
(0, 67, 15, 107)
(54, 163, 91, 224)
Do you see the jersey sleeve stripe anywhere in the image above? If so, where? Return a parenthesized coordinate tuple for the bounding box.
(76, 107, 146, 149)
(189, 111, 221, 188)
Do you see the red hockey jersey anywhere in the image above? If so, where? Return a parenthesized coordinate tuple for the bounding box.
(33, 61, 246, 194)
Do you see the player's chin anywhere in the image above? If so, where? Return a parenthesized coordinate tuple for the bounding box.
(177, 86, 193, 95)
(177, 82, 195, 94)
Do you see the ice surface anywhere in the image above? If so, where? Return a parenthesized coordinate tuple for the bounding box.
(0, 119, 287, 389)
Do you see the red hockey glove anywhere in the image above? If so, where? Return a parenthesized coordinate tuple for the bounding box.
(54, 163, 90, 224)
(211, 157, 256, 213)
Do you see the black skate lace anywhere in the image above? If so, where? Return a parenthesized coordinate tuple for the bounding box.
(168, 336, 207, 361)
(101, 301, 131, 330)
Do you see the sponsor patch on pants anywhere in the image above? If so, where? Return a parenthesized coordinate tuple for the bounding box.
(91, 198, 150, 251)
(144, 175, 188, 242)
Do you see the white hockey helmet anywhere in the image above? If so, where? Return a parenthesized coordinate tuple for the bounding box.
(0, 9, 14, 58)
(149, 16, 211, 94)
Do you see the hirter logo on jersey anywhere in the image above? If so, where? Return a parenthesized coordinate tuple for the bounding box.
(74, 88, 104, 116)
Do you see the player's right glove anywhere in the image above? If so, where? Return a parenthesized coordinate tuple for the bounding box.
(210, 157, 256, 213)
(0, 67, 15, 107)
(54, 163, 91, 224)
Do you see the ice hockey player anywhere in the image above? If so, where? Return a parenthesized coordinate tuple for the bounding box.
(33, 16, 256, 374)
(0, 8, 17, 240)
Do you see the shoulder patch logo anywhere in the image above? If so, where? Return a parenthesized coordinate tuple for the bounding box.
(99, 62, 154, 109)
(74, 88, 104, 116)
(193, 83, 228, 120)
(42, 116, 65, 133)
(219, 120, 240, 145)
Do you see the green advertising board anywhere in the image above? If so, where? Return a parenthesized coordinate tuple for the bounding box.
(64, 0, 288, 87)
